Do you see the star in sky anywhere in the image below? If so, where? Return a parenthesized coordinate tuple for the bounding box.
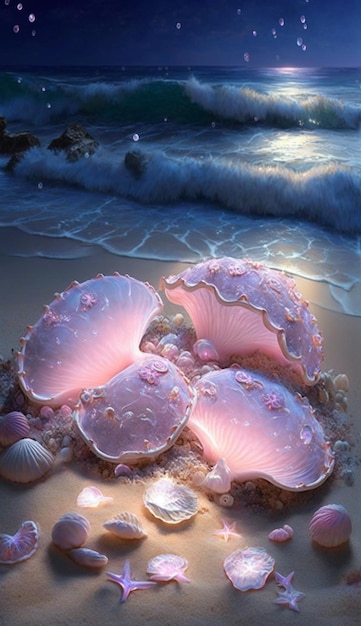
(273, 570, 305, 612)
(212, 519, 242, 542)
(106, 559, 157, 603)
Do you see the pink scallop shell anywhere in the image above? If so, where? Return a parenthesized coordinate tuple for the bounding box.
(0, 520, 39, 564)
(17, 273, 163, 407)
(224, 546, 275, 591)
(309, 504, 352, 547)
(147, 554, 190, 582)
(0, 411, 30, 446)
(73, 355, 194, 463)
(268, 525, 294, 543)
(188, 367, 334, 491)
(160, 257, 323, 385)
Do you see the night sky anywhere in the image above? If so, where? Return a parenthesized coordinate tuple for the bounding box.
(0, 0, 359, 67)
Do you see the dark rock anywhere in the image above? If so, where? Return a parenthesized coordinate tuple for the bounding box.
(0, 114, 40, 155)
(124, 150, 148, 179)
(47, 123, 99, 162)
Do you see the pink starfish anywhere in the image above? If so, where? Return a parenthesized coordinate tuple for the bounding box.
(106, 559, 157, 603)
(212, 519, 242, 542)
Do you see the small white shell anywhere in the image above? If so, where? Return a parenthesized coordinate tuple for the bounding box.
(309, 504, 352, 548)
(224, 547, 275, 591)
(143, 477, 198, 524)
(200, 458, 233, 494)
(0, 411, 30, 446)
(0, 438, 54, 483)
(215, 493, 234, 508)
(147, 554, 190, 582)
(103, 512, 147, 540)
(52, 512, 91, 551)
(333, 373, 349, 392)
(68, 548, 108, 568)
(0, 520, 39, 564)
(76, 486, 113, 508)
(268, 525, 293, 543)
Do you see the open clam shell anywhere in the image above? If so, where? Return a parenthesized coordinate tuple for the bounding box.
(74, 355, 194, 463)
(143, 477, 199, 524)
(0, 520, 39, 564)
(17, 273, 163, 407)
(188, 366, 334, 491)
(160, 257, 323, 385)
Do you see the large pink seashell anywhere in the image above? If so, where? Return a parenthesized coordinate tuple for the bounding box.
(160, 257, 323, 385)
(73, 355, 194, 463)
(224, 546, 275, 591)
(0, 520, 39, 564)
(188, 367, 334, 491)
(309, 504, 352, 547)
(0, 411, 30, 446)
(17, 273, 163, 407)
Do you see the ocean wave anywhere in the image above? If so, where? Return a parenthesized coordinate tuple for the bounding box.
(1, 72, 360, 130)
(13, 147, 361, 234)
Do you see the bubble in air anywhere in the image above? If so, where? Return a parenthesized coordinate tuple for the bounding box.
(297, 37, 303, 46)
(236, 8, 241, 16)
(5, 0, 10, 5)
(279, 18, 285, 26)
(243, 52, 250, 62)
(300, 15, 306, 24)
(28, 13, 35, 23)
(13, 24, 20, 33)
(31, 30, 36, 37)
(132, 133, 139, 142)
(46, 103, 51, 109)
(252, 30, 257, 37)
(176, 22, 181, 30)
(302, 44, 307, 51)
(17, 2, 23, 9)
(37, 182, 43, 190)
(303, 23, 308, 30)
(272, 28, 277, 36)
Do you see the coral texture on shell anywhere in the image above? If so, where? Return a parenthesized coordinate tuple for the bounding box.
(188, 367, 334, 491)
(103, 512, 147, 540)
(160, 257, 323, 384)
(143, 477, 199, 524)
(0, 411, 30, 446)
(73, 355, 194, 463)
(309, 504, 352, 547)
(0, 438, 54, 483)
(0, 520, 39, 564)
(17, 273, 163, 407)
(51, 512, 91, 551)
(224, 546, 275, 591)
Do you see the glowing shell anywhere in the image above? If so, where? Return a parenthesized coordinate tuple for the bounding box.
(0, 438, 54, 483)
(103, 512, 147, 540)
(160, 257, 323, 385)
(68, 548, 109, 568)
(309, 504, 352, 547)
(51, 512, 91, 551)
(224, 547, 275, 591)
(73, 355, 194, 463)
(0, 411, 30, 447)
(0, 521, 39, 564)
(188, 367, 334, 491)
(147, 554, 190, 582)
(143, 477, 199, 524)
(17, 273, 163, 407)
(76, 486, 113, 508)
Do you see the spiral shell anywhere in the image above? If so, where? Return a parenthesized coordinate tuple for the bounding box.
(0, 438, 54, 483)
(309, 504, 352, 548)
(0, 411, 30, 447)
(52, 512, 91, 551)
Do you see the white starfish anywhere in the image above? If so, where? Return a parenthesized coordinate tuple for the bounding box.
(212, 519, 242, 542)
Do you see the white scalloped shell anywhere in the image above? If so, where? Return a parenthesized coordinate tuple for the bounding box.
(103, 512, 147, 540)
(143, 477, 198, 524)
(0, 438, 54, 483)
(224, 547, 275, 591)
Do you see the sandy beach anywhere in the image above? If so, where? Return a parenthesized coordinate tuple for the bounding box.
(0, 227, 361, 626)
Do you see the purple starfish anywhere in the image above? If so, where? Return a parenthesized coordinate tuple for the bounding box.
(106, 559, 157, 603)
(273, 571, 305, 612)
(274, 570, 295, 589)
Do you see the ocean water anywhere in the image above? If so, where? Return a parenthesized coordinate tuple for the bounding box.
(0, 65, 360, 315)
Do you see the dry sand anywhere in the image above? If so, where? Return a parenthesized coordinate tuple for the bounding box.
(0, 228, 361, 625)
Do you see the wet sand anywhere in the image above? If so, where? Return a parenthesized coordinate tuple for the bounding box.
(0, 228, 361, 625)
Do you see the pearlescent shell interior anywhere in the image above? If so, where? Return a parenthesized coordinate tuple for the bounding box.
(224, 547, 275, 591)
(160, 257, 323, 385)
(147, 553, 190, 581)
(0, 411, 30, 446)
(73, 355, 194, 463)
(76, 486, 113, 508)
(103, 512, 147, 539)
(188, 367, 334, 491)
(51, 512, 91, 551)
(143, 477, 199, 524)
(0, 520, 39, 564)
(0, 438, 54, 483)
(17, 273, 163, 407)
(309, 504, 352, 547)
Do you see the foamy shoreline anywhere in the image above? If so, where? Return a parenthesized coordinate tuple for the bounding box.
(0, 229, 360, 625)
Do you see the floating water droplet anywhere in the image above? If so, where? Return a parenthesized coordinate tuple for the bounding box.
(13, 24, 20, 33)
(28, 13, 35, 22)
(279, 18, 285, 26)
(176, 22, 181, 30)
(297, 37, 303, 46)
(132, 133, 139, 142)
(243, 52, 250, 62)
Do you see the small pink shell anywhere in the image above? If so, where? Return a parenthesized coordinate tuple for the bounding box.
(0, 520, 39, 564)
(160, 257, 323, 385)
(309, 504, 352, 548)
(0, 411, 30, 446)
(76, 486, 113, 508)
(268, 525, 294, 543)
(224, 546, 275, 591)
